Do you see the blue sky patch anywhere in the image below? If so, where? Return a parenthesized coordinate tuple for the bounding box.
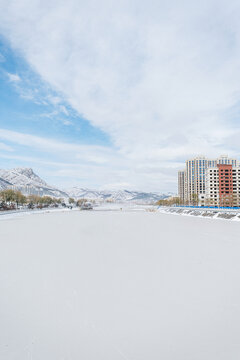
(0, 37, 111, 147)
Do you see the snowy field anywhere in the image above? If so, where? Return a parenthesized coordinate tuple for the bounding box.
(1, 210, 240, 359)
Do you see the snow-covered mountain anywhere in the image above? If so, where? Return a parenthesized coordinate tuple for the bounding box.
(65, 187, 172, 203)
(0, 167, 173, 203)
(0, 177, 12, 190)
(0, 168, 68, 198)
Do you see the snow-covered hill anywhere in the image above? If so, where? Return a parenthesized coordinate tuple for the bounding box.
(0, 167, 173, 203)
(0, 177, 12, 190)
(0, 168, 67, 198)
(65, 187, 172, 203)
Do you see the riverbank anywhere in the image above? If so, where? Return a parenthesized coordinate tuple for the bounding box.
(158, 206, 240, 220)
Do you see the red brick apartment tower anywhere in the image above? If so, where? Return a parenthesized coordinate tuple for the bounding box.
(218, 164, 233, 207)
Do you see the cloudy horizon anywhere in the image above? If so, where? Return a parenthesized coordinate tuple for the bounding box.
(0, 0, 240, 192)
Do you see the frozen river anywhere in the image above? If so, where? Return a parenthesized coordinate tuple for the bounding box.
(0, 210, 240, 359)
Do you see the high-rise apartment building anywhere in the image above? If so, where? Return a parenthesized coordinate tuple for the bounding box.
(178, 155, 240, 207)
(178, 170, 186, 203)
(206, 164, 240, 207)
(185, 156, 207, 203)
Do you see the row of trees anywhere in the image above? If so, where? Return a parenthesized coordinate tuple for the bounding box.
(69, 198, 96, 207)
(0, 190, 64, 211)
(156, 197, 183, 206)
(0, 189, 26, 207)
(0, 189, 95, 211)
(157, 194, 240, 208)
(156, 194, 200, 207)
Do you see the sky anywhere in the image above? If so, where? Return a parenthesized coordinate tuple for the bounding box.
(0, 0, 240, 192)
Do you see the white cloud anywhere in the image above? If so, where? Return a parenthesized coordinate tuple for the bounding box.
(0, 129, 180, 191)
(1, 1, 240, 190)
(0, 128, 111, 162)
(6, 72, 21, 82)
(0, 142, 14, 151)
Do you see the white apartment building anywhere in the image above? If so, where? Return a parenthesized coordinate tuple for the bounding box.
(206, 165, 240, 207)
(178, 155, 240, 206)
(205, 167, 219, 207)
(185, 156, 207, 203)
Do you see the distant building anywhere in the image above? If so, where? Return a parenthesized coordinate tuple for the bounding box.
(178, 170, 186, 203)
(178, 155, 240, 207)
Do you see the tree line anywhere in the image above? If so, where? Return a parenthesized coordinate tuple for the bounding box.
(0, 189, 95, 211)
(156, 197, 183, 206)
(0, 189, 64, 210)
(69, 198, 95, 206)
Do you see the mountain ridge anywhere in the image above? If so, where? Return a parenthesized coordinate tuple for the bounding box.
(65, 187, 173, 203)
(0, 167, 68, 198)
(0, 167, 173, 203)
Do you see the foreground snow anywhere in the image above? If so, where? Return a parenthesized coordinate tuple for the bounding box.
(0, 211, 240, 359)
(0, 203, 149, 221)
(0, 206, 76, 220)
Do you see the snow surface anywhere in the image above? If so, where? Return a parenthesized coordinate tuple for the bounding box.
(0, 176, 12, 190)
(1, 210, 240, 359)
